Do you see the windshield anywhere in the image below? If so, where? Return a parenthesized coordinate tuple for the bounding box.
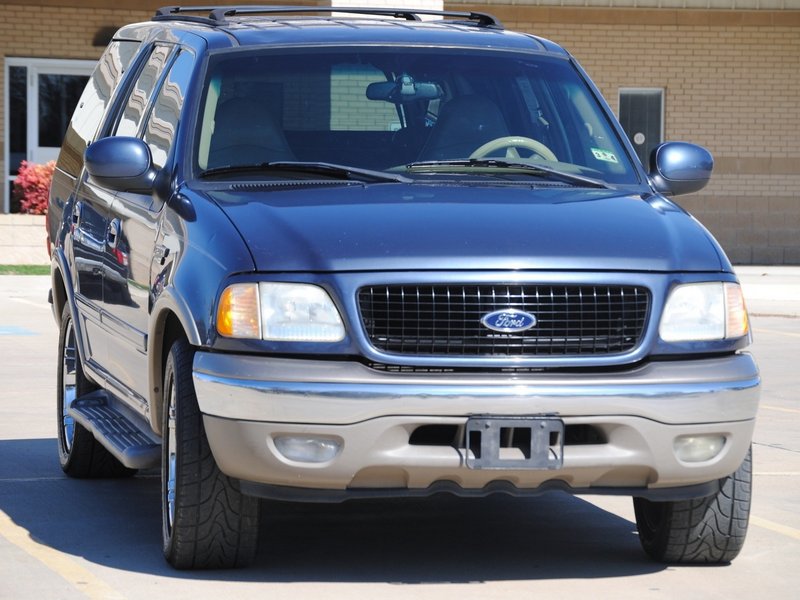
(196, 47, 638, 185)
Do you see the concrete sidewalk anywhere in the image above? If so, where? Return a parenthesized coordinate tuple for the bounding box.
(0, 214, 47, 265)
(736, 266, 800, 318)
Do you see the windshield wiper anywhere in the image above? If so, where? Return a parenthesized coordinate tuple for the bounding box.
(405, 159, 609, 189)
(200, 161, 411, 184)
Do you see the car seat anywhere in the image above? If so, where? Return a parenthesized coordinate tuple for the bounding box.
(208, 97, 295, 168)
(417, 95, 509, 161)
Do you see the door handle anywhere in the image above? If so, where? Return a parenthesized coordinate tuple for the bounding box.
(71, 201, 82, 228)
(154, 245, 170, 266)
(107, 219, 121, 250)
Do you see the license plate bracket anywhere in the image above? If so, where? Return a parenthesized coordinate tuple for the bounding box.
(465, 416, 564, 470)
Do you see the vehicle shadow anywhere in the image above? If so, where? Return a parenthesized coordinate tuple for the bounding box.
(0, 438, 664, 582)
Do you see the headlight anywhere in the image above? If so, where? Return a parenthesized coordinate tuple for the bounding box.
(659, 282, 749, 342)
(217, 282, 345, 342)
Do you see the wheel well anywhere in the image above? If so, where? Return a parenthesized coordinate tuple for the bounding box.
(52, 267, 67, 325)
(150, 311, 187, 436)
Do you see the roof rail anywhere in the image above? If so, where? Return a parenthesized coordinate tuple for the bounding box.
(153, 5, 503, 29)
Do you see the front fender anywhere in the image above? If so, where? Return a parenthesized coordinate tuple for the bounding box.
(147, 286, 201, 435)
(146, 189, 255, 435)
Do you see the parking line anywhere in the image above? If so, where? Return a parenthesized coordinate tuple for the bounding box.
(753, 327, 800, 339)
(761, 404, 800, 415)
(750, 515, 800, 542)
(9, 296, 50, 310)
(0, 509, 125, 600)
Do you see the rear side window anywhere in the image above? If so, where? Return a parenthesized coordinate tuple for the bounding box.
(143, 51, 194, 169)
(56, 40, 140, 176)
(115, 45, 173, 138)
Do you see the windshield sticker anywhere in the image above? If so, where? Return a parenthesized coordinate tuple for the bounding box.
(591, 148, 619, 163)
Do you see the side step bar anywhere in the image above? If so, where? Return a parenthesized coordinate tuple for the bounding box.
(68, 391, 161, 469)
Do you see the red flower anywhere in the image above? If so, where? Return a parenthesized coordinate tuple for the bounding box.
(13, 160, 56, 215)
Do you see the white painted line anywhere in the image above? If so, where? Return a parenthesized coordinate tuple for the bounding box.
(753, 327, 800, 339)
(761, 404, 800, 415)
(8, 297, 50, 309)
(0, 509, 126, 600)
(750, 515, 800, 542)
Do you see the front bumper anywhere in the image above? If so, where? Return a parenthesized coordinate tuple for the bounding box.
(193, 352, 759, 500)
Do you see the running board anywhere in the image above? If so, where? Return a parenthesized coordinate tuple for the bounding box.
(68, 391, 161, 469)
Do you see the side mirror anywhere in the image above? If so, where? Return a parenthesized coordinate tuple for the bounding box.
(649, 142, 713, 196)
(84, 136, 157, 193)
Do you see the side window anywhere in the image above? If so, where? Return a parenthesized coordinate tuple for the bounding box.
(143, 51, 194, 169)
(56, 40, 140, 176)
(115, 45, 173, 138)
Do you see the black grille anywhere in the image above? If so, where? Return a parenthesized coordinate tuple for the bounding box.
(358, 284, 650, 357)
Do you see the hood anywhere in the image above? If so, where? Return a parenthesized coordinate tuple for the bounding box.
(206, 183, 724, 273)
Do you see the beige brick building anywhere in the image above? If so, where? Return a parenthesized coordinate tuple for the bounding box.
(2, 0, 799, 263)
(452, 1, 800, 264)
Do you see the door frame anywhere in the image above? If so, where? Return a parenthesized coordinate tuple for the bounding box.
(617, 87, 665, 168)
(4, 57, 95, 213)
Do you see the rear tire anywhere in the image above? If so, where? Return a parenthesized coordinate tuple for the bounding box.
(57, 304, 136, 478)
(161, 338, 260, 569)
(633, 447, 752, 563)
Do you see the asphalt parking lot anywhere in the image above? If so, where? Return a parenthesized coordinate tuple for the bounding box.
(0, 272, 797, 600)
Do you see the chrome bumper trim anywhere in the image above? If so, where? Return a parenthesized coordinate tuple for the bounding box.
(193, 352, 760, 425)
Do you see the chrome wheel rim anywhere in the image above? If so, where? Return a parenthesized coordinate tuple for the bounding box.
(61, 319, 77, 453)
(166, 378, 177, 533)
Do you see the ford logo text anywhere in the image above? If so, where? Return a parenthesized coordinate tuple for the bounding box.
(480, 309, 538, 333)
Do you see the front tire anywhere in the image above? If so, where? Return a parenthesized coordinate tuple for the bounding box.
(57, 304, 136, 478)
(161, 338, 260, 569)
(633, 447, 752, 564)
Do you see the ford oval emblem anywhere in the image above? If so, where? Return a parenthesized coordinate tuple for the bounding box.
(481, 309, 537, 333)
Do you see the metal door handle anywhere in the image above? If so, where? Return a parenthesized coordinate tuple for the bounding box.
(72, 201, 82, 227)
(107, 219, 121, 249)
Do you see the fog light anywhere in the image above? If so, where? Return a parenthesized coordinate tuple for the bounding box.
(274, 436, 341, 463)
(673, 435, 726, 463)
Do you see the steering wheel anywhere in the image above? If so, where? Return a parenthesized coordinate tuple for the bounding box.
(470, 136, 558, 162)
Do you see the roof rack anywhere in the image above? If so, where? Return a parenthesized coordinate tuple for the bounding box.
(153, 5, 503, 29)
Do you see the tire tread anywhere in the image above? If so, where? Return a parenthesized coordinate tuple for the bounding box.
(163, 339, 259, 569)
(634, 448, 752, 564)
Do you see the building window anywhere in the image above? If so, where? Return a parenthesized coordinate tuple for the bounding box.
(8, 66, 27, 181)
(618, 88, 663, 168)
(4, 58, 94, 213)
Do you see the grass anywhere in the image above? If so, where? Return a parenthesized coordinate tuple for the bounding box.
(0, 265, 49, 275)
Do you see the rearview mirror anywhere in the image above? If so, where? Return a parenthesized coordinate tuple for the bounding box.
(649, 142, 713, 196)
(367, 75, 443, 103)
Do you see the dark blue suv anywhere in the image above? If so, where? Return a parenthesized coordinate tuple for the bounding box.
(47, 5, 759, 569)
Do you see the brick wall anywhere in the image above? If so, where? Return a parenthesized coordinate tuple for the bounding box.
(0, 1, 325, 183)
(1, 2, 797, 264)
(0, 4, 152, 180)
(448, 3, 800, 264)
(330, 66, 400, 131)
